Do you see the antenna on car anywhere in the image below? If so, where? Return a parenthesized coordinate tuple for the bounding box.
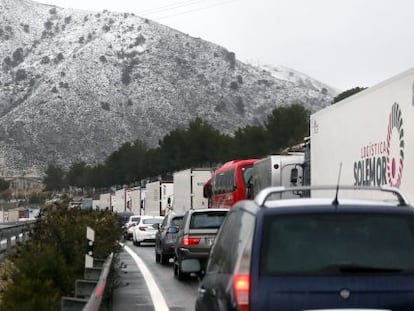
(332, 162, 342, 206)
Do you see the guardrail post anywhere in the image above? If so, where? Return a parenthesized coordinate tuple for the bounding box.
(6, 230, 12, 256)
(61, 226, 114, 311)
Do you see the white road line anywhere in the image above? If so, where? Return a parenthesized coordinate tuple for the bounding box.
(122, 243, 170, 311)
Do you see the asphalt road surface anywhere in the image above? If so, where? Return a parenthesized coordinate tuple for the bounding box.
(112, 241, 199, 311)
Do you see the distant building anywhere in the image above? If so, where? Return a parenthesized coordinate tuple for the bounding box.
(3, 176, 44, 196)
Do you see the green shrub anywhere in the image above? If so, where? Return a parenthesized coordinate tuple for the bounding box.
(0, 205, 122, 310)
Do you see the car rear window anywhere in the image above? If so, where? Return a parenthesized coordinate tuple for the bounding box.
(261, 213, 414, 275)
(143, 218, 163, 224)
(190, 211, 227, 229)
(130, 216, 140, 222)
(171, 216, 184, 228)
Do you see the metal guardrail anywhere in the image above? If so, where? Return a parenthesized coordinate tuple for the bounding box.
(61, 253, 114, 311)
(0, 220, 37, 261)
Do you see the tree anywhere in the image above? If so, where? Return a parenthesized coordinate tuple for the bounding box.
(265, 104, 310, 152)
(231, 125, 268, 159)
(104, 139, 148, 185)
(43, 164, 66, 191)
(158, 117, 233, 173)
(333, 86, 367, 104)
(0, 178, 10, 192)
(65, 162, 88, 188)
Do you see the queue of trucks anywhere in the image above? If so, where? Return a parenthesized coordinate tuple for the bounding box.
(205, 67, 414, 206)
(91, 67, 414, 216)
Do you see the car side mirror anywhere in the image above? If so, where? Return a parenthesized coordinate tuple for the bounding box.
(153, 223, 160, 230)
(167, 226, 179, 233)
(203, 183, 212, 198)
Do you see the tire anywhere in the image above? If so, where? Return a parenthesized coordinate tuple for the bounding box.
(174, 260, 179, 277)
(160, 252, 169, 265)
(177, 265, 187, 281)
(174, 259, 187, 281)
(155, 250, 160, 263)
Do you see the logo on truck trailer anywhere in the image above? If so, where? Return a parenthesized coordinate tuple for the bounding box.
(354, 102, 405, 187)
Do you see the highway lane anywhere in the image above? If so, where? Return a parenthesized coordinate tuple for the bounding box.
(118, 241, 199, 311)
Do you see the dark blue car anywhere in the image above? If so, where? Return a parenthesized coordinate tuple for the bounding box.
(194, 186, 414, 311)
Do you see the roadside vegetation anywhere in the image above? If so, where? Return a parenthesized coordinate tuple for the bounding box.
(0, 202, 122, 311)
(44, 103, 311, 190)
(44, 86, 365, 192)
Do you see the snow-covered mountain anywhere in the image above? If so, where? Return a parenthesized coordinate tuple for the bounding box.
(0, 0, 338, 175)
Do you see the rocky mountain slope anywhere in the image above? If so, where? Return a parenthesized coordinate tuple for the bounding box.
(0, 0, 338, 175)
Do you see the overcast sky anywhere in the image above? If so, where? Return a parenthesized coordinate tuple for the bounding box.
(37, 0, 414, 91)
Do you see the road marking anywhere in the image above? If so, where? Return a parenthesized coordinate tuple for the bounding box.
(122, 243, 170, 311)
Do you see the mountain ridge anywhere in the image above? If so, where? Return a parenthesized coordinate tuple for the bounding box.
(0, 0, 338, 176)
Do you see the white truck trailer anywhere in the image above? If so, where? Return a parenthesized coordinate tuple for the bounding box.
(251, 153, 305, 198)
(310, 67, 414, 202)
(126, 187, 144, 215)
(144, 181, 173, 216)
(172, 168, 212, 212)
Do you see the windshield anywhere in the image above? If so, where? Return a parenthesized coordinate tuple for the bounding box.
(190, 211, 228, 229)
(242, 165, 253, 187)
(261, 213, 414, 275)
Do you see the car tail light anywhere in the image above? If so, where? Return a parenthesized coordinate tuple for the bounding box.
(182, 235, 201, 246)
(233, 238, 252, 311)
(233, 273, 250, 311)
(138, 226, 146, 231)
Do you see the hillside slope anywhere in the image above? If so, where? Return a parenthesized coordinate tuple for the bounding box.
(0, 0, 337, 175)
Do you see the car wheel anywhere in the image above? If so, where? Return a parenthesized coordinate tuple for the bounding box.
(160, 252, 169, 265)
(155, 250, 160, 263)
(174, 259, 187, 281)
(174, 259, 179, 276)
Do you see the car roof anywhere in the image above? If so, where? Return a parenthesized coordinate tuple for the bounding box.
(188, 208, 229, 212)
(140, 215, 164, 219)
(261, 198, 414, 213)
(171, 214, 184, 218)
(264, 197, 398, 208)
(232, 196, 414, 217)
(254, 185, 411, 208)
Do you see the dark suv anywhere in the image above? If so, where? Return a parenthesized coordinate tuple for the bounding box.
(174, 208, 228, 280)
(195, 186, 414, 311)
(155, 212, 184, 265)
